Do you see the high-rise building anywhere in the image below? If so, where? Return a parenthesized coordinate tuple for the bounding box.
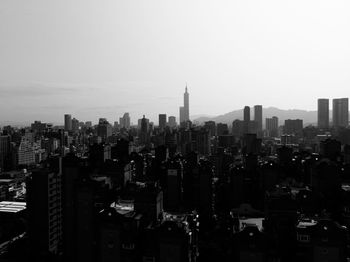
(204, 121, 216, 137)
(244, 106, 250, 122)
(97, 118, 112, 142)
(121, 112, 131, 129)
(140, 115, 150, 145)
(254, 105, 263, 133)
(333, 98, 349, 128)
(17, 138, 35, 166)
(179, 107, 185, 124)
(318, 99, 329, 129)
(72, 118, 79, 132)
(184, 86, 189, 121)
(179, 86, 190, 124)
(159, 114, 167, 131)
(284, 119, 303, 136)
(26, 167, 62, 259)
(64, 114, 72, 131)
(266, 116, 278, 137)
(168, 116, 177, 128)
(243, 106, 250, 134)
(0, 135, 10, 171)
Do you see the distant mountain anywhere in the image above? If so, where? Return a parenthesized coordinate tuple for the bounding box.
(193, 107, 318, 126)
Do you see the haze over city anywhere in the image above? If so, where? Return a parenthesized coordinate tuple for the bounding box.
(1, 0, 350, 124)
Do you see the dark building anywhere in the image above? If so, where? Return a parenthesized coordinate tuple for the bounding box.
(134, 182, 163, 224)
(204, 121, 216, 137)
(296, 218, 348, 262)
(254, 105, 263, 136)
(162, 159, 183, 211)
(266, 116, 278, 137)
(284, 119, 303, 137)
(158, 212, 198, 262)
(159, 114, 167, 132)
(317, 98, 329, 129)
(64, 114, 72, 131)
(332, 98, 349, 128)
(243, 106, 250, 134)
(97, 118, 112, 142)
(26, 167, 62, 259)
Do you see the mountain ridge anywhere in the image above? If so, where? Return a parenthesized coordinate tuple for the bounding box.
(192, 107, 319, 126)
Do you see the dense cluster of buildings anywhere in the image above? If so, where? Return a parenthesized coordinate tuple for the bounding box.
(0, 91, 349, 261)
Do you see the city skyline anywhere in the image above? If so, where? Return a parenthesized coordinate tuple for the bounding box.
(1, 0, 350, 124)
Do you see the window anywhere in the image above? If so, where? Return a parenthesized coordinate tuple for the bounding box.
(297, 234, 310, 243)
(122, 243, 135, 250)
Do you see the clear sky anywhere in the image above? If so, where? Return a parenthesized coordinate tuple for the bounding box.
(1, 0, 350, 124)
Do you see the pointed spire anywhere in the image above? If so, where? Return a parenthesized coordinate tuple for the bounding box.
(185, 83, 188, 93)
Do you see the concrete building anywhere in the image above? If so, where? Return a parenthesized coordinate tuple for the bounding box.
(332, 98, 349, 128)
(64, 114, 72, 131)
(317, 98, 329, 129)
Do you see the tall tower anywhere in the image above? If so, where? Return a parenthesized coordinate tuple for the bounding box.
(318, 99, 329, 129)
(333, 98, 349, 128)
(243, 106, 250, 134)
(254, 105, 263, 133)
(159, 114, 167, 131)
(64, 114, 72, 131)
(184, 85, 189, 121)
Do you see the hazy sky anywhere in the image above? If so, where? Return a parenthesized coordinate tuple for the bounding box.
(1, 0, 350, 124)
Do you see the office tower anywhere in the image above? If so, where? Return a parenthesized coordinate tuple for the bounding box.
(140, 115, 150, 145)
(204, 121, 216, 137)
(318, 99, 329, 129)
(232, 119, 244, 137)
(266, 116, 279, 137)
(254, 105, 263, 133)
(195, 128, 211, 156)
(17, 138, 35, 166)
(120, 112, 131, 129)
(244, 106, 250, 122)
(72, 118, 79, 132)
(179, 106, 185, 124)
(85, 121, 92, 128)
(97, 118, 112, 142)
(284, 119, 303, 136)
(0, 135, 10, 171)
(159, 114, 167, 131)
(26, 167, 62, 259)
(168, 116, 177, 128)
(64, 114, 72, 131)
(243, 106, 250, 134)
(217, 123, 229, 136)
(179, 86, 190, 124)
(163, 159, 183, 211)
(333, 98, 349, 128)
(184, 86, 189, 121)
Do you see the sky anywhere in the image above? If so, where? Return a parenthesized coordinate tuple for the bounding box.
(1, 0, 350, 125)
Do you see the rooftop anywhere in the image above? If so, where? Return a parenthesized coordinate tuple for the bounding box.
(0, 201, 26, 213)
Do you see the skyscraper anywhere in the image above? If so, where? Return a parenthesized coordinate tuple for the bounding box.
(266, 116, 278, 137)
(179, 85, 190, 124)
(119, 113, 131, 129)
(318, 99, 329, 129)
(159, 114, 167, 131)
(333, 98, 349, 128)
(184, 86, 189, 121)
(27, 167, 62, 259)
(244, 106, 250, 122)
(64, 114, 72, 131)
(243, 106, 250, 134)
(168, 116, 177, 128)
(254, 105, 263, 133)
